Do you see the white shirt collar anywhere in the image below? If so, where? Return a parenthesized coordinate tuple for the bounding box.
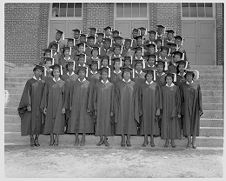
(67, 72, 75, 76)
(166, 83, 175, 87)
(146, 81, 153, 85)
(135, 70, 143, 74)
(90, 70, 98, 74)
(78, 78, 86, 82)
(147, 64, 155, 68)
(114, 70, 121, 74)
(122, 79, 131, 83)
(101, 79, 109, 84)
(33, 76, 41, 81)
(53, 77, 61, 82)
(157, 72, 165, 76)
(186, 80, 194, 85)
(135, 56, 143, 60)
(178, 72, 186, 77)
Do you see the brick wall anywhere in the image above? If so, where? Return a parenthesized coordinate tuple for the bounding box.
(83, 3, 114, 33)
(216, 3, 224, 65)
(156, 3, 182, 35)
(5, 3, 49, 65)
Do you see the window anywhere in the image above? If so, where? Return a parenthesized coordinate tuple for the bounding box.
(182, 3, 213, 18)
(52, 3, 82, 17)
(116, 3, 148, 18)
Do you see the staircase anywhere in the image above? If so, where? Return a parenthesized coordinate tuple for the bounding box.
(4, 64, 224, 149)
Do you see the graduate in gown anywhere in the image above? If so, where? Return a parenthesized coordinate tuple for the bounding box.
(93, 67, 115, 146)
(110, 58, 122, 84)
(41, 64, 65, 146)
(42, 57, 53, 82)
(138, 69, 162, 147)
(161, 73, 181, 148)
(18, 64, 45, 146)
(61, 61, 78, 133)
(180, 70, 203, 149)
(115, 66, 139, 147)
(68, 66, 93, 146)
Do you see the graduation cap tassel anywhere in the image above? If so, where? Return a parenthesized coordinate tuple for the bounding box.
(50, 49, 53, 58)
(176, 44, 179, 51)
(143, 60, 145, 69)
(195, 70, 199, 80)
(73, 61, 75, 71)
(156, 55, 158, 62)
(60, 65, 63, 75)
(86, 67, 89, 77)
(181, 38, 184, 46)
(69, 47, 72, 56)
(98, 60, 100, 69)
(185, 61, 188, 69)
(130, 56, 133, 65)
(164, 62, 168, 71)
(62, 33, 64, 40)
(73, 38, 76, 46)
(108, 67, 111, 78)
(162, 39, 164, 46)
(181, 53, 185, 60)
(153, 69, 156, 81)
(145, 28, 147, 36)
(94, 36, 96, 44)
(142, 47, 144, 56)
(173, 73, 177, 82)
(131, 39, 133, 47)
(57, 44, 60, 53)
(98, 47, 100, 55)
(110, 39, 112, 47)
(168, 48, 171, 56)
(120, 45, 123, 54)
(44, 67, 46, 77)
(155, 33, 157, 40)
(83, 43, 86, 52)
(120, 58, 122, 67)
(84, 54, 87, 63)
(138, 29, 141, 36)
(132, 68, 135, 79)
(52, 58, 55, 65)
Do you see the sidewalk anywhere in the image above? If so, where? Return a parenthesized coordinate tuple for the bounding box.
(5, 144, 223, 178)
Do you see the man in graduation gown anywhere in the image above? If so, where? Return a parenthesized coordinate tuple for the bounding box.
(114, 66, 139, 147)
(18, 64, 45, 146)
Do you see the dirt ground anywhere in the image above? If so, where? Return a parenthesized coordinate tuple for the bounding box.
(4, 145, 223, 178)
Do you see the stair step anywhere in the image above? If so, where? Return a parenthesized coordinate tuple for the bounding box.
(202, 96, 223, 103)
(201, 85, 223, 90)
(200, 119, 224, 127)
(4, 132, 224, 147)
(199, 127, 224, 137)
(202, 90, 223, 97)
(202, 110, 223, 119)
(203, 103, 223, 110)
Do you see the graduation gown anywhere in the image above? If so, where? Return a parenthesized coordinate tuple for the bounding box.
(138, 81, 162, 135)
(68, 79, 94, 134)
(18, 78, 45, 136)
(110, 70, 122, 84)
(180, 81, 202, 136)
(93, 80, 115, 136)
(156, 72, 166, 87)
(40, 78, 65, 134)
(114, 80, 139, 135)
(161, 84, 181, 139)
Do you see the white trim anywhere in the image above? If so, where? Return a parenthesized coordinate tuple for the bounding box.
(181, 3, 216, 20)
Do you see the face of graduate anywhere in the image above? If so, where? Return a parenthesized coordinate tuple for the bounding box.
(123, 71, 131, 80)
(45, 61, 52, 68)
(74, 32, 80, 39)
(137, 39, 143, 46)
(186, 74, 193, 83)
(115, 39, 122, 45)
(88, 39, 95, 46)
(146, 73, 153, 82)
(149, 33, 156, 41)
(78, 45, 84, 53)
(105, 29, 111, 36)
(175, 39, 182, 46)
(34, 69, 42, 78)
(97, 36, 103, 42)
(114, 47, 121, 55)
(101, 71, 108, 81)
(124, 59, 131, 66)
(114, 62, 121, 70)
(174, 55, 181, 62)
(141, 29, 146, 36)
(67, 65, 74, 72)
(92, 50, 98, 57)
(104, 41, 111, 49)
(91, 64, 97, 71)
(80, 36, 86, 43)
(45, 52, 51, 57)
(78, 57, 85, 65)
(64, 49, 70, 56)
(161, 49, 168, 57)
(78, 70, 86, 79)
(125, 41, 131, 49)
(135, 63, 143, 71)
(166, 76, 173, 85)
(135, 50, 142, 57)
(53, 68, 60, 78)
(102, 59, 108, 67)
(55, 32, 62, 41)
(113, 33, 119, 38)
(167, 33, 173, 40)
(178, 64, 185, 72)
(67, 41, 74, 47)
(157, 65, 164, 73)
(148, 47, 155, 54)
(51, 46, 57, 53)
(148, 58, 155, 66)
(132, 31, 138, 38)
(157, 27, 164, 35)
(89, 30, 96, 36)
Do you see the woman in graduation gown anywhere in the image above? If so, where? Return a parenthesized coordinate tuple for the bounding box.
(138, 68, 162, 147)
(180, 70, 203, 149)
(161, 73, 181, 148)
(114, 66, 139, 147)
(93, 67, 115, 146)
(67, 66, 93, 146)
(40, 64, 65, 146)
(18, 64, 45, 146)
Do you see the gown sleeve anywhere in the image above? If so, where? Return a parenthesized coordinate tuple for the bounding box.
(40, 81, 49, 112)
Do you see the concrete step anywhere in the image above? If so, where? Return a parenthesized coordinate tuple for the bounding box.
(202, 96, 223, 103)
(202, 90, 223, 97)
(199, 81, 223, 87)
(199, 74, 223, 80)
(201, 85, 223, 90)
(200, 118, 223, 127)
(4, 132, 224, 148)
(202, 110, 223, 119)
(203, 103, 223, 110)
(5, 73, 33, 78)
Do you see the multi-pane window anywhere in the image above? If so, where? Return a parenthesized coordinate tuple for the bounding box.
(116, 3, 148, 18)
(182, 3, 213, 17)
(52, 3, 82, 17)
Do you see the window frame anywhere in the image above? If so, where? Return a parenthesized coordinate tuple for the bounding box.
(114, 3, 149, 20)
(49, 3, 83, 20)
(181, 3, 216, 20)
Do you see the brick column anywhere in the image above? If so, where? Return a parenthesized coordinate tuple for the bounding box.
(149, 3, 157, 30)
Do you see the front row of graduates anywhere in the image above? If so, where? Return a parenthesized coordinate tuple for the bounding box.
(18, 62, 203, 149)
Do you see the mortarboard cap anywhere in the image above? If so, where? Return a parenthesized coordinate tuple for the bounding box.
(104, 26, 112, 31)
(149, 54, 156, 59)
(123, 56, 131, 61)
(174, 35, 183, 41)
(134, 59, 143, 66)
(145, 43, 156, 48)
(42, 48, 51, 53)
(173, 51, 183, 58)
(114, 36, 123, 40)
(50, 42, 58, 49)
(79, 53, 86, 58)
(77, 42, 85, 47)
(43, 57, 53, 63)
(167, 42, 177, 47)
(76, 66, 87, 74)
(72, 29, 81, 33)
(156, 60, 165, 66)
(100, 55, 109, 60)
(98, 67, 109, 73)
(56, 29, 63, 35)
(112, 30, 120, 34)
(120, 66, 133, 72)
(160, 46, 169, 52)
(134, 35, 142, 40)
(87, 35, 95, 40)
(89, 27, 96, 31)
(177, 60, 186, 66)
(33, 64, 44, 72)
(157, 25, 165, 29)
(65, 38, 74, 42)
(166, 30, 175, 34)
(132, 28, 139, 32)
(134, 46, 143, 52)
(80, 34, 87, 37)
(124, 38, 132, 43)
(148, 30, 156, 34)
(96, 32, 104, 36)
(143, 68, 154, 74)
(139, 27, 146, 30)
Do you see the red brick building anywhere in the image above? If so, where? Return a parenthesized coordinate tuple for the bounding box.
(5, 3, 224, 65)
